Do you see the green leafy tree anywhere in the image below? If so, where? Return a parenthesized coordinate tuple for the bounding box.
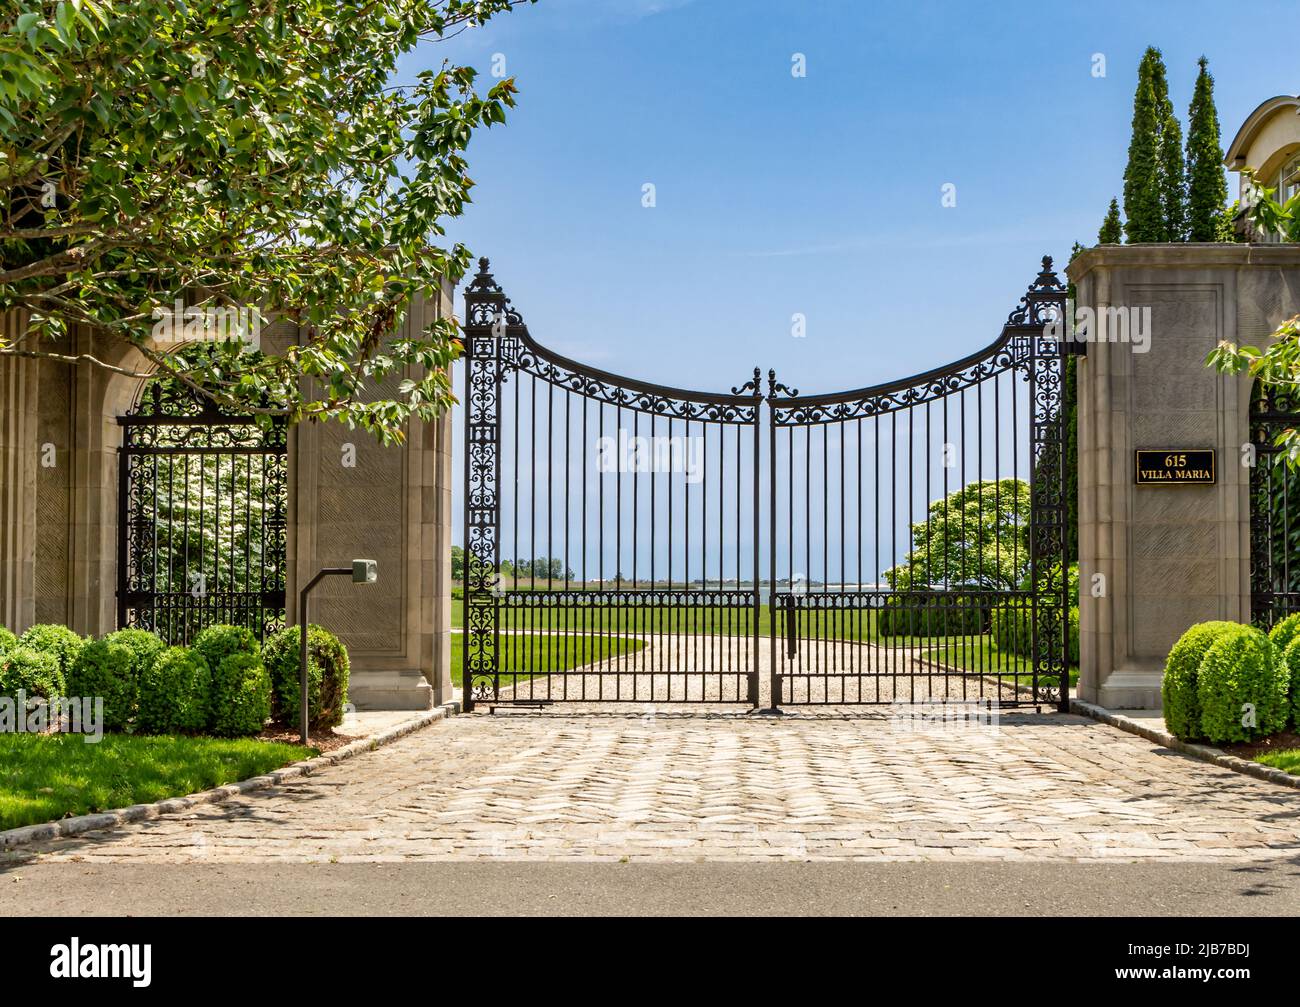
(1240, 169, 1300, 242)
(451, 546, 465, 581)
(1206, 183, 1300, 407)
(1098, 198, 1123, 244)
(0, 0, 532, 444)
(1185, 56, 1228, 241)
(884, 480, 1031, 593)
(1123, 52, 1164, 242)
(1216, 200, 1243, 242)
(1208, 314, 1300, 459)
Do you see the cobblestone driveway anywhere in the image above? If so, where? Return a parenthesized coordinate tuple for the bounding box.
(19, 709, 1300, 863)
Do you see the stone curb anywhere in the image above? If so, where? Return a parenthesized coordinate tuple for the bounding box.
(1070, 698, 1300, 791)
(0, 703, 459, 851)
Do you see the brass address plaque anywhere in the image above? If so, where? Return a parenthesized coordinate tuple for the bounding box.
(1134, 449, 1215, 486)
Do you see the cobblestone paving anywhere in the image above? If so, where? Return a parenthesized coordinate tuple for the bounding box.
(17, 707, 1300, 864)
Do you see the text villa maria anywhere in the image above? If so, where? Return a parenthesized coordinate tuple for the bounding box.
(1134, 450, 1216, 486)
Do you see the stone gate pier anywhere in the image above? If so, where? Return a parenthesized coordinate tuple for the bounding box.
(0, 289, 455, 711)
(1069, 244, 1300, 708)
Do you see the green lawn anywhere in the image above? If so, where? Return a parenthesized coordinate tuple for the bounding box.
(904, 635, 1080, 687)
(1254, 749, 1300, 775)
(453, 596, 876, 643)
(451, 596, 1077, 685)
(0, 733, 312, 832)
(450, 631, 644, 687)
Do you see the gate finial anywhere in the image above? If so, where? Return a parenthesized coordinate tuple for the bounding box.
(467, 257, 500, 293)
(767, 368, 798, 399)
(1005, 254, 1068, 327)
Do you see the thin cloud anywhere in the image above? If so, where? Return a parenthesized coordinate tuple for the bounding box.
(742, 222, 1093, 258)
(547, 0, 699, 23)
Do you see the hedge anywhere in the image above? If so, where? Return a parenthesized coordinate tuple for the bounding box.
(1161, 621, 1241, 739)
(1282, 636, 1300, 730)
(1269, 613, 1300, 657)
(1196, 625, 1288, 743)
(262, 624, 351, 729)
(192, 624, 259, 676)
(208, 652, 272, 737)
(17, 624, 86, 695)
(876, 592, 985, 638)
(137, 646, 210, 734)
(0, 646, 61, 701)
(0, 627, 16, 654)
(66, 639, 135, 732)
(102, 628, 166, 684)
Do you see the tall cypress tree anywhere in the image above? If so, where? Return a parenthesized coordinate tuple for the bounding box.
(1123, 53, 1163, 242)
(1186, 55, 1228, 241)
(1147, 48, 1186, 241)
(1099, 198, 1123, 243)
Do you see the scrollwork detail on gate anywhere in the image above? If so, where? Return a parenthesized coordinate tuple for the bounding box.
(1021, 257, 1069, 709)
(765, 259, 1066, 428)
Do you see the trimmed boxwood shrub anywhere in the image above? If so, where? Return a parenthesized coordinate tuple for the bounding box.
(1269, 613, 1300, 657)
(0, 645, 61, 701)
(136, 646, 210, 734)
(102, 628, 166, 684)
(192, 624, 259, 674)
(1162, 621, 1240, 739)
(18, 624, 86, 694)
(1196, 625, 1287, 743)
(262, 624, 351, 729)
(0, 627, 16, 654)
(1281, 636, 1300, 729)
(208, 652, 272, 737)
(66, 639, 135, 732)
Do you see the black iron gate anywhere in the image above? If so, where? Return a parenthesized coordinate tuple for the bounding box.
(463, 260, 762, 708)
(118, 379, 288, 644)
(1250, 381, 1300, 627)
(462, 256, 1070, 711)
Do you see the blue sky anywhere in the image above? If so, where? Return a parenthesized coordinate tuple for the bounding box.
(420, 0, 1294, 388)
(431, 0, 1297, 564)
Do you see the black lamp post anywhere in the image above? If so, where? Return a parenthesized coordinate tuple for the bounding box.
(298, 559, 377, 745)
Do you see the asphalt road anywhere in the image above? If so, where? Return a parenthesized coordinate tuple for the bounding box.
(2, 860, 1298, 916)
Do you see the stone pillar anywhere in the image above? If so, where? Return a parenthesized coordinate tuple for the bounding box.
(0, 314, 37, 633)
(1069, 244, 1300, 708)
(286, 284, 456, 710)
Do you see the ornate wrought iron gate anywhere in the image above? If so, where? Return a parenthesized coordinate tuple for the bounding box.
(462, 257, 1070, 712)
(117, 380, 288, 644)
(1249, 382, 1300, 627)
(463, 260, 762, 708)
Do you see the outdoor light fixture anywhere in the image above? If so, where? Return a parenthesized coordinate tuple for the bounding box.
(298, 560, 377, 745)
